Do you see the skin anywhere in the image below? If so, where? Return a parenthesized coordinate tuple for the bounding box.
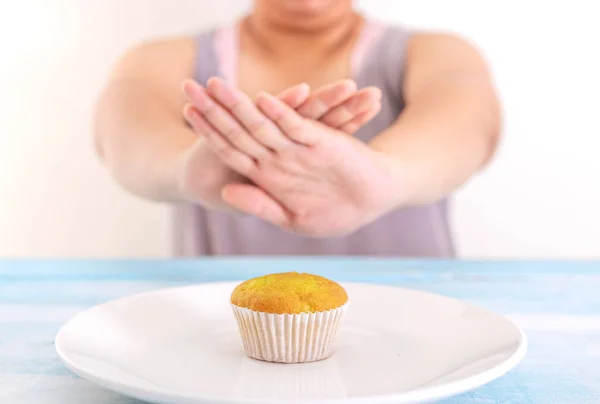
(184, 77, 395, 235)
(95, 0, 501, 237)
(95, 39, 380, 210)
(181, 0, 501, 236)
(180, 80, 381, 209)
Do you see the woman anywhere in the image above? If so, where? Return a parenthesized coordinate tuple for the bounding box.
(95, 0, 501, 256)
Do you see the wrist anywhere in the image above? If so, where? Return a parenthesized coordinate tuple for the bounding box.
(164, 147, 191, 204)
(170, 141, 212, 206)
(374, 149, 442, 209)
(171, 140, 234, 210)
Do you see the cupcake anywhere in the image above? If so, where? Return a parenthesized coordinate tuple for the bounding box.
(230, 272, 348, 364)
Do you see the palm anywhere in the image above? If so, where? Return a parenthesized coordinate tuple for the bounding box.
(182, 79, 381, 210)
(235, 122, 395, 236)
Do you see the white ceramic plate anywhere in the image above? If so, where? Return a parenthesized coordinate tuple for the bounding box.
(55, 282, 526, 404)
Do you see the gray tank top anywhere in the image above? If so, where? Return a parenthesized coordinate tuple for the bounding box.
(172, 22, 456, 257)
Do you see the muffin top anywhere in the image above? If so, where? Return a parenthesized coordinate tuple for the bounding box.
(230, 272, 348, 314)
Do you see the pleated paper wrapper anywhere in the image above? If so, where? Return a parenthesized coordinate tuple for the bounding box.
(231, 303, 348, 363)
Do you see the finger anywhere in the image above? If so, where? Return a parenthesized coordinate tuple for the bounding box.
(320, 87, 382, 131)
(277, 83, 311, 109)
(183, 103, 205, 133)
(183, 103, 220, 136)
(183, 104, 256, 175)
(221, 183, 290, 228)
(207, 77, 294, 151)
(339, 102, 382, 134)
(295, 79, 358, 120)
(182, 79, 269, 160)
(255, 92, 317, 146)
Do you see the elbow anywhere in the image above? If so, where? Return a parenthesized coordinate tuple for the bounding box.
(93, 127, 107, 164)
(487, 96, 503, 167)
(92, 88, 110, 165)
(477, 84, 503, 170)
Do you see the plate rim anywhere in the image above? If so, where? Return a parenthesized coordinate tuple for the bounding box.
(55, 281, 528, 404)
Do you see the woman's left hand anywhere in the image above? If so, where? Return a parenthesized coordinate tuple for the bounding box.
(190, 77, 399, 237)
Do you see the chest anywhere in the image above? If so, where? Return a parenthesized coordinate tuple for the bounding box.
(216, 20, 369, 100)
(206, 22, 402, 143)
(236, 45, 354, 100)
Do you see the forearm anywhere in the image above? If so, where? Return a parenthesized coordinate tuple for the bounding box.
(370, 80, 501, 206)
(94, 81, 195, 202)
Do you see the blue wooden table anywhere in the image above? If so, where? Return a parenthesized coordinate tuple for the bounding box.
(1, 259, 599, 403)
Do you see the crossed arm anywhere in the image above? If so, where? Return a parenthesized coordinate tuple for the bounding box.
(94, 38, 381, 211)
(182, 34, 501, 235)
(369, 33, 501, 205)
(95, 33, 500, 237)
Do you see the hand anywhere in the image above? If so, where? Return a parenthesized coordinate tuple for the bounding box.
(195, 78, 396, 237)
(272, 80, 382, 136)
(179, 79, 382, 210)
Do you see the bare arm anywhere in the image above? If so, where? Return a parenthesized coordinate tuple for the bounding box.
(95, 38, 380, 206)
(369, 33, 502, 206)
(94, 38, 197, 202)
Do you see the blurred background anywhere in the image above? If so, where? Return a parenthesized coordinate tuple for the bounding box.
(0, 0, 598, 258)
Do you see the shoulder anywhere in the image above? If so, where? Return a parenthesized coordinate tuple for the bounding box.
(402, 31, 493, 98)
(370, 19, 485, 65)
(111, 36, 197, 82)
(405, 32, 488, 70)
(372, 23, 491, 86)
(110, 23, 230, 82)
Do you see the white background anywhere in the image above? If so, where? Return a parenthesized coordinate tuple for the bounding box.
(0, 0, 598, 258)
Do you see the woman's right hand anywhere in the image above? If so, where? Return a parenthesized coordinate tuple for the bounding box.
(178, 80, 382, 210)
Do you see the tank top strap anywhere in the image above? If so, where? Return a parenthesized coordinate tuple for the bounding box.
(377, 25, 415, 107)
(193, 29, 221, 85)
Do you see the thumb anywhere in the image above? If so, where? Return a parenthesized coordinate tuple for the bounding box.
(221, 183, 291, 228)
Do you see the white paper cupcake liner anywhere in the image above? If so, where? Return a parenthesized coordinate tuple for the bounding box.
(231, 303, 348, 363)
